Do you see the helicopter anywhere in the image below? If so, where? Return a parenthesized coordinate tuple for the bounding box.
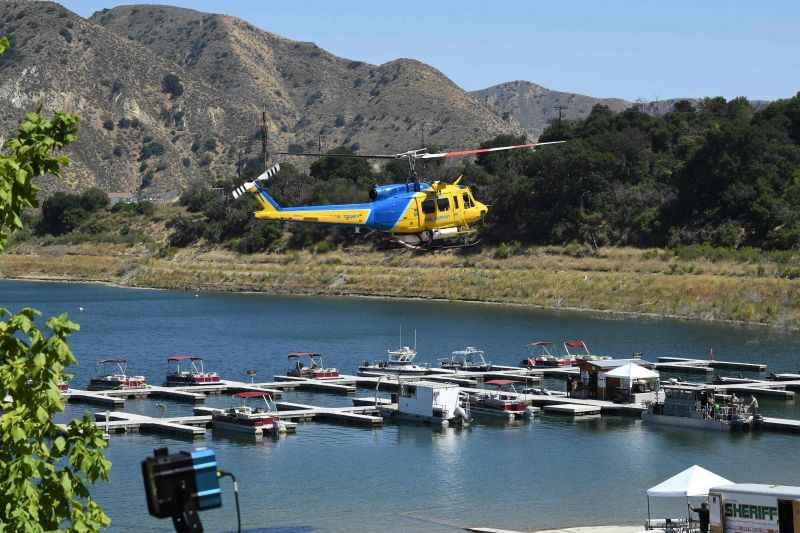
(232, 141, 564, 250)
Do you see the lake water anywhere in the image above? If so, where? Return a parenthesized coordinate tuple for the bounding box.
(2, 279, 800, 533)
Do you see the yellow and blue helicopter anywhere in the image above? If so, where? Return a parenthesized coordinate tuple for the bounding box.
(232, 141, 564, 249)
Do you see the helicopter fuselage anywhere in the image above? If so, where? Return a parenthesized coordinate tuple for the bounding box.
(251, 180, 487, 240)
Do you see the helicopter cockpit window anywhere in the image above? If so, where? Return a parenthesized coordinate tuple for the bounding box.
(436, 197, 450, 211)
(463, 193, 473, 209)
(422, 198, 436, 214)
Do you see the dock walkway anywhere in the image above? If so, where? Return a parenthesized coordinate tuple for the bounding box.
(657, 356, 767, 372)
(194, 401, 387, 427)
(92, 411, 209, 438)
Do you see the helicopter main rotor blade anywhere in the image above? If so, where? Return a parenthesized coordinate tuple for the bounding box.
(418, 141, 566, 159)
(278, 151, 399, 160)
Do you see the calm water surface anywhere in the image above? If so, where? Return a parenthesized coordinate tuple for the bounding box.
(2, 280, 800, 532)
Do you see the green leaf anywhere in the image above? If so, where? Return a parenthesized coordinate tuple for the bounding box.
(10, 426, 25, 443)
(35, 406, 48, 424)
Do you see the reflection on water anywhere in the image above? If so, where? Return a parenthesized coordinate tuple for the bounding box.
(3, 280, 800, 532)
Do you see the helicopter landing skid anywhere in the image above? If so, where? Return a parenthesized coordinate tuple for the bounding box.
(386, 233, 481, 252)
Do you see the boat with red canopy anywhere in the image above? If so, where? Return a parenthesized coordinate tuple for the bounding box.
(522, 341, 575, 367)
(165, 355, 220, 386)
(211, 391, 280, 436)
(88, 359, 147, 390)
(468, 379, 535, 420)
(287, 352, 339, 379)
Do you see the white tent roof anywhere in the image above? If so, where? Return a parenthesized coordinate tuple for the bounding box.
(605, 362, 659, 380)
(647, 465, 733, 498)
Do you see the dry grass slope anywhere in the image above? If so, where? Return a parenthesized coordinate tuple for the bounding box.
(3, 244, 799, 328)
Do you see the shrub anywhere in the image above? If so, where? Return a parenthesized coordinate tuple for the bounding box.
(140, 141, 165, 161)
(168, 215, 204, 247)
(161, 73, 184, 97)
(494, 241, 522, 259)
(313, 241, 337, 254)
(102, 119, 114, 130)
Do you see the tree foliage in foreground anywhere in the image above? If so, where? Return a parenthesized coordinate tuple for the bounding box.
(0, 34, 112, 531)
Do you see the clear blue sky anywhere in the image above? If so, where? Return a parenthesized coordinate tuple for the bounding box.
(64, 0, 799, 101)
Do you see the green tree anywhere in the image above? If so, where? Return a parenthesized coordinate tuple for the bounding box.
(0, 35, 112, 531)
(310, 146, 372, 183)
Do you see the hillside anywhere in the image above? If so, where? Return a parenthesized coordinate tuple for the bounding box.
(0, 2, 527, 197)
(0, 1, 251, 196)
(471, 81, 771, 139)
(472, 81, 647, 139)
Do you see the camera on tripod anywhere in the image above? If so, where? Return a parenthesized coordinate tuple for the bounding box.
(142, 447, 223, 532)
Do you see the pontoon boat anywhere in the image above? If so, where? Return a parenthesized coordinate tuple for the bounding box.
(88, 359, 147, 390)
(212, 391, 283, 436)
(165, 355, 220, 386)
(468, 379, 537, 420)
(287, 352, 339, 379)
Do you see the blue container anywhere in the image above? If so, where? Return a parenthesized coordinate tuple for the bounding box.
(190, 448, 222, 511)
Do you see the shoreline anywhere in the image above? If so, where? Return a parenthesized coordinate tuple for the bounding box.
(0, 272, 781, 331)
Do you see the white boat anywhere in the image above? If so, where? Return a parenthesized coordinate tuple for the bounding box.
(440, 346, 492, 372)
(211, 392, 285, 436)
(380, 380, 470, 426)
(359, 346, 429, 376)
(88, 359, 147, 390)
(469, 379, 537, 420)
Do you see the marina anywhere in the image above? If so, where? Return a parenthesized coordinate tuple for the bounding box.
(8, 280, 800, 532)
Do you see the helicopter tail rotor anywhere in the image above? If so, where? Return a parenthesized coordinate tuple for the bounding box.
(232, 163, 281, 200)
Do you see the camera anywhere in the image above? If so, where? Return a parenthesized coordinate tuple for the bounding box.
(142, 447, 222, 532)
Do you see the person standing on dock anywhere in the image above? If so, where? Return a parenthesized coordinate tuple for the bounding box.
(749, 394, 759, 417)
(691, 502, 710, 533)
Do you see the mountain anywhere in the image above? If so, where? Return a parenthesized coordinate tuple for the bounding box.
(0, 2, 524, 196)
(91, 5, 523, 157)
(470, 81, 635, 139)
(471, 81, 771, 139)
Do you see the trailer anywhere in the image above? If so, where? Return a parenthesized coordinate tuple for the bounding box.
(709, 483, 800, 533)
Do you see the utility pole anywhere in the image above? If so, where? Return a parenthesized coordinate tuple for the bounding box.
(553, 105, 567, 124)
(261, 105, 268, 173)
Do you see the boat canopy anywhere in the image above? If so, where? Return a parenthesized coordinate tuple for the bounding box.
(564, 340, 586, 348)
(97, 358, 127, 364)
(234, 391, 272, 399)
(529, 341, 553, 346)
(288, 352, 321, 358)
(485, 379, 516, 386)
(168, 355, 203, 362)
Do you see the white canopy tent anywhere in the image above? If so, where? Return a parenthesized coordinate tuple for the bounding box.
(645, 465, 733, 527)
(606, 362, 660, 380)
(601, 362, 660, 401)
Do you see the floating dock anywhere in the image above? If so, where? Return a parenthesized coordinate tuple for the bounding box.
(194, 401, 386, 427)
(657, 356, 768, 372)
(272, 375, 356, 394)
(92, 411, 209, 438)
(671, 379, 798, 400)
(62, 389, 126, 407)
(543, 404, 602, 416)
